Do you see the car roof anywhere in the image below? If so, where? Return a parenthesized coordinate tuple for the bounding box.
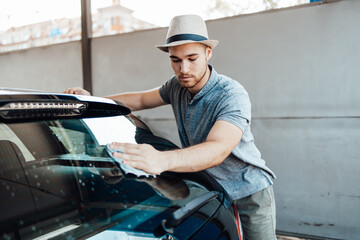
(0, 88, 131, 122)
(0, 87, 118, 104)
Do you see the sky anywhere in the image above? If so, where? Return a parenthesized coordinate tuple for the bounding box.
(0, 0, 308, 32)
(0, 0, 213, 31)
(0, 0, 92, 31)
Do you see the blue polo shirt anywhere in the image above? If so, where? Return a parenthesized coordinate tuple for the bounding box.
(159, 66, 275, 200)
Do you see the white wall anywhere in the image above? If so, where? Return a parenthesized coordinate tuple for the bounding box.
(0, 41, 83, 92)
(0, 0, 359, 238)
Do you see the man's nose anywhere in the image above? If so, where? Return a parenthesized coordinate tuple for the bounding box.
(180, 61, 190, 74)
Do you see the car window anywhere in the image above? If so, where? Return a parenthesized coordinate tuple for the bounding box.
(0, 115, 222, 240)
(49, 120, 91, 155)
(0, 122, 35, 162)
(1, 116, 135, 160)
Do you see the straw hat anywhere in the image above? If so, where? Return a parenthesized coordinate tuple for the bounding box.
(156, 14, 219, 52)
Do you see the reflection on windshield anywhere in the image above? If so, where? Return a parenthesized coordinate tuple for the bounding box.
(0, 123, 36, 162)
(0, 114, 218, 240)
(84, 116, 137, 145)
(1, 115, 178, 166)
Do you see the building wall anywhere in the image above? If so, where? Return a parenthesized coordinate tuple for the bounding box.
(0, 41, 83, 91)
(0, 0, 359, 238)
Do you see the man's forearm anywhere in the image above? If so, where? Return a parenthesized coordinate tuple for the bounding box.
(109, 120, 242, 175)
(105, 87, 166, 112)
(163, 140, 230, 172)
(105, 92, 143, 111)
(109, 140, 231, 175)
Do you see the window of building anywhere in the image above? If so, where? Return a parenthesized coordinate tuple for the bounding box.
(0, 0, 82, 53)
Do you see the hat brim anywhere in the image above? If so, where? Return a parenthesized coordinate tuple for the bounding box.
(155, 39, 219, 52)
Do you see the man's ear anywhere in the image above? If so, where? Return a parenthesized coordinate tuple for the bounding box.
(206, 47, 212, 60)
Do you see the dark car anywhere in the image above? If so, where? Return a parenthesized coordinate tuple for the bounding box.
(0, 88, 242, 240)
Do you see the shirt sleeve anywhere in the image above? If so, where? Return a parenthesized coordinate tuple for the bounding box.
(216, 91, 252, 132)
(159, 77, 175, 104)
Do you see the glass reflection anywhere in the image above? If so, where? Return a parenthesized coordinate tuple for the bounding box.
(0, 115, 214, 240)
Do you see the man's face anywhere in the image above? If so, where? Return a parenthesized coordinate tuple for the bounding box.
(168, 43, 212, 95)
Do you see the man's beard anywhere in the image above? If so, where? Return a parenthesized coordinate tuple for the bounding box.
(178, 64, 208, 86)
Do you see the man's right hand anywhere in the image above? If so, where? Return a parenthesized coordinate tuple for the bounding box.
(63, 87, 91, 96)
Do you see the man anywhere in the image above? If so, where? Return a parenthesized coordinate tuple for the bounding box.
(64, 14, 276, 239)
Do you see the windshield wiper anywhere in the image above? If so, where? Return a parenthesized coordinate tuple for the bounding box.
(154, 191, 220, 237)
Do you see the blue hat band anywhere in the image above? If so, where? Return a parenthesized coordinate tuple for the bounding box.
(166, 34, 208, 44)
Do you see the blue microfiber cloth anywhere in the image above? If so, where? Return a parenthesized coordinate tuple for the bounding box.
(105, 143, 155, 178)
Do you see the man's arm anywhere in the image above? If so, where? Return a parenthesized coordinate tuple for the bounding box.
(110, 120, 243, 175)
(105, 87, 166, 111)
(63, 87, 166, 111)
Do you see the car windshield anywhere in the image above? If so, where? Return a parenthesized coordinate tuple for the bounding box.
(0, 115, 222, 239)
